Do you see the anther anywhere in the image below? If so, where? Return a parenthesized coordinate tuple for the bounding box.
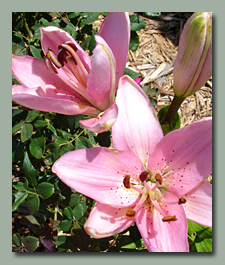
(44, 55, 58, 74)
(162, 215, 177, 222)
(155, 173, 163, 185)
(139, 171, 149, 182)
(126, 209, 136, 217)
(47, 48, 63, 68)
(178, 197, 187, 205)
(123, 175, 130, 189)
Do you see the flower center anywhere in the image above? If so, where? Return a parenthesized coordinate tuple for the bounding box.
(124, 171, 186, 222)
(44, 42, 89, 89)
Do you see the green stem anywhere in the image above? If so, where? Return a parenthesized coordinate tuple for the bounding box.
(161, 95, 185, 125)
(22, 13, 33, 40)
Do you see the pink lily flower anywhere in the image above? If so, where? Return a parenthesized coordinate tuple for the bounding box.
(12, 12, 130, 133)
(52, 75, 212, 252)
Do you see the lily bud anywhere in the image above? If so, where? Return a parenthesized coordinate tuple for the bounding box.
(173, 12, 212, 98)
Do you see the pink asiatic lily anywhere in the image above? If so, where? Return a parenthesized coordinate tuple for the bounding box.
(12, 12, 130, 133)
(52, 75, 212, 252)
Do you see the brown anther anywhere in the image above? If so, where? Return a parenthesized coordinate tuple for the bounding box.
(123, 175, 130, 189)
(155, 173, 163, 185)
(162, 215, 177, 222)
(57, 48, 69, 66)
(126, 209, 136, 217)
(65, 41, 78, 52)
(178, 197, 187, 205)
(139, 171, 148, 182)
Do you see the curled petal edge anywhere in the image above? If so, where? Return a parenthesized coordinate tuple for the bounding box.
(79, 101, 118, 133)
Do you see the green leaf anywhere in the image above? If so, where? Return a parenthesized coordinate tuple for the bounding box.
(33, 120, 48, 128)
(130, 15, 146, 31)
(46, 123, 57, 136)
(25, 110, 39, 123)
(144, 12, 161, 17)
(22, 151, 38, 186)
(36, 182, 54, 199)
(20, 123, 33, 142)
(64, 206, 74, 220)
(29, 135, 46, 159)
(157, 105, 181, 135)
(59, 219, 72, 232)
(195, 238, 212, 252)
(69, 193, 81, 208)
(13, 181, 26, 191)
(68, 12, 81, 19)
(12, 233, 22, 247)
(12, 120, 24, 134)
(81, 12, 100, 25)
(44, 143, 60, 165)
(26, 196, 40, 215)
(60, 143, 74, 156)
(23, 236, 39, 252)
(129, 31, 139, 51)
(71, 223, 90, 251)
(124, 68, 140, 80)
(73, 201, 88, 221)
(75, 136, 92, 149)
(12, 191, 28, 211)
(24, 215, 40, 226)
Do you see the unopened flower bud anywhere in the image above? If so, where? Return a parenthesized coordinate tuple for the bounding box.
(173, 12, 212, 98)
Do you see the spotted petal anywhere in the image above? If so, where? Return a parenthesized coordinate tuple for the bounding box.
(183, 181, 212, 227)
(52, 147, 144, 207)
(148, 117, 212, 196)
(84, 202, 135, 238)
(135, 193, 189, 252)
(112, 75, 163, 165)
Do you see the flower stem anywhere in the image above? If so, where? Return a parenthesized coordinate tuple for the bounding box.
(161, 95, 185, 125)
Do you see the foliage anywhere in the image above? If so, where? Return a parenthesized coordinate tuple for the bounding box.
(12, 12, 212, 252)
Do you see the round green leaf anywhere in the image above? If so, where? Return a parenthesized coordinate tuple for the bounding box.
(29, 135, 46, 159)
(26, 196, 40, 215)
(59, 219, 72, 232)
(23, 236, 39, 252)
(72, 201, 88, 221)
(12, 233, 22, 247)
(36, 182, 54, 199)
(64, 206, 74, 220)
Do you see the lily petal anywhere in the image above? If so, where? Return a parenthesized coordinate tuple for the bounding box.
(112, 75, 163, 165)
(148, 117, 212, 196)
(99, 12, 130, 86)
(86, 37, 116, 110)
(12, 55, 73, 89)
(40, 26, 91, 72)
(183, 181, 212, 227)
(84, 202, 135, 239)
(52, 147, 144, 207)
(135, 193, 189, 252)
(12, 84, 98, 116)
(79, 101, 118, 133)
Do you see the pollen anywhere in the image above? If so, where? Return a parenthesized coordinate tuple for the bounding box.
(126, 209, 136, 217)
(162, 215, 177, 222)
(123, 175, 131, 189)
